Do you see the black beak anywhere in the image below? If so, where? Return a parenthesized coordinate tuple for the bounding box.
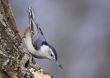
(56, 61, 63, 69)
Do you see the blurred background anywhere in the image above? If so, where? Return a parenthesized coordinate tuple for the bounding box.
(9, 0, 110, 78)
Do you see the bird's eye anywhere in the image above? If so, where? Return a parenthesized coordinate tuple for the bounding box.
(50, 54, 53, 57)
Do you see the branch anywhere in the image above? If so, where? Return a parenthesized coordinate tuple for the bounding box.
(0, 0, 53, 78)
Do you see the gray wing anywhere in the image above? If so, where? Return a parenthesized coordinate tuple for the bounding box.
(28, 7, 38, 37)
(32, 27, 46, 50)
(28, 7, 46, 50)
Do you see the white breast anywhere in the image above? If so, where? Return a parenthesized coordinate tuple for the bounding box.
(24, 36, 50, 58)
(24, 37, 37, 54)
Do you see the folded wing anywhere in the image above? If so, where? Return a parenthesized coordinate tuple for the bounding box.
(28, 7, 46, 50)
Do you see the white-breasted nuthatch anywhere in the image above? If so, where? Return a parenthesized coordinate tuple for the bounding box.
(23, 7, 62, 69)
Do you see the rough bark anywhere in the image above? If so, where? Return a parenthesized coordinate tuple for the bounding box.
(0, 0, 52, 78)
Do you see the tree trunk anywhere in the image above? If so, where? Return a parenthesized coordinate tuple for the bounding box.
(0, 0, 52, 78)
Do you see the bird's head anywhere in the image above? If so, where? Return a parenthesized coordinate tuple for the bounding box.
(41, 42, 63, 69)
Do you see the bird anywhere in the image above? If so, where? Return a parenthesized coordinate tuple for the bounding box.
(23, 7, 62, 69)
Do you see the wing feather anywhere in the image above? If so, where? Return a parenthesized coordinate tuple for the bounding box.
(28, 7, 46, 50)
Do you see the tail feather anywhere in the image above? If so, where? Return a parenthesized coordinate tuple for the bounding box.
(27, 7, 46, 42)
(27, 7, 38, 36)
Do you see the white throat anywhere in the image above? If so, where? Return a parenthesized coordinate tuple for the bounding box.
(39, 45, 50, 57)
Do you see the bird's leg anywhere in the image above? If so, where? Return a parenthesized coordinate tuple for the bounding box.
(28, 55, 41, 71)
(15, 33, 23, 46)
(32, 57, 36, 64)
(32, 57, 41, 69)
